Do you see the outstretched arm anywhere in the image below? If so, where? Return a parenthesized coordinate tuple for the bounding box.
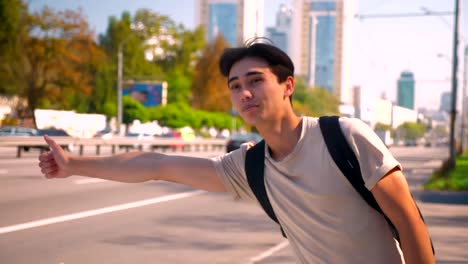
(371, 168, 434, 264)
(38, 135, 227, 192)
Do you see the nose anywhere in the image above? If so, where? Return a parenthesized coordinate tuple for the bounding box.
(240, 87, 253, 102)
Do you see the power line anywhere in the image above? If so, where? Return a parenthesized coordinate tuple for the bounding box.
(355, 11, 453, 19)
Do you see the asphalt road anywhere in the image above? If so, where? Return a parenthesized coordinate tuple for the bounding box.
(0, 145, 466, 264)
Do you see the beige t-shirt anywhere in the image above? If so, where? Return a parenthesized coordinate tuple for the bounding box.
(212, 117, 405, 264)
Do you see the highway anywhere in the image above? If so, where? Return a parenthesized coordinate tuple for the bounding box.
(0, 145, 466, 264)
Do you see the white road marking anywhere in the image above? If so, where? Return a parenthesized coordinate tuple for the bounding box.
(0, 169, 7, 174)
(248, 240, 289, 263)
(0, 190, 205, 235)
(74, 178, 108, 184)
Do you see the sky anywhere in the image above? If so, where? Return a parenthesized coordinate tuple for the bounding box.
(27, 0, 468, 112)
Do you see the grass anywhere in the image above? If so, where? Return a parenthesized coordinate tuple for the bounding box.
(424, 151, 468, 191)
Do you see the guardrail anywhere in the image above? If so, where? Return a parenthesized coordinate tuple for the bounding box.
(0, 136, 228, 158)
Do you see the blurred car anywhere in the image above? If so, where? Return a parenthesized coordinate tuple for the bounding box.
(158, 131, 184, 151)
(226, 132, 262, 153)
(36, 128, 73, 151)
(0, 126, 37, 136)
(36, 128, 70, 137)
(94, 128, 117, 139)
(404, 139, 417, 147)
(119, 132, 154, 151)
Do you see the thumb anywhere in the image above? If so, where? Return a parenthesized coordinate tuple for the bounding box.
(44, 135, 63, 153)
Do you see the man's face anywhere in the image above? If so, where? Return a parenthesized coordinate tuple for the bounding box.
(227, 57, 292, 126)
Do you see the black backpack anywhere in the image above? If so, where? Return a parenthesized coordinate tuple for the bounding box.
(245, 116, 434, 254)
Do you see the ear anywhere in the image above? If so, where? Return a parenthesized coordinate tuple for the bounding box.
(284, 76, 295, 98)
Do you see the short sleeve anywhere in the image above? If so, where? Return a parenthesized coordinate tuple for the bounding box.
(339, 118, 402, 190)
(211, 143, 257, 202)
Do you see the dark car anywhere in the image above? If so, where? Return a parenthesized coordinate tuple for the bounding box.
(404, 139, 417, 147)
(0, 126, 37, 136)
(226, 132, 262, 153)
(35, 129, 72, 152)
(36, 128, 70, 136)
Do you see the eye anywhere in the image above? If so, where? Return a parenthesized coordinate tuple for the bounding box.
(229, 83, 241, 91)
(252, 77, 263, 84)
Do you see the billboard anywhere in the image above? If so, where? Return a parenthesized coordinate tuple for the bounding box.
(122, 81, 167, 107)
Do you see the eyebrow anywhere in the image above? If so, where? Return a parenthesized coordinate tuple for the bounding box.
(227, 71, 265, 85)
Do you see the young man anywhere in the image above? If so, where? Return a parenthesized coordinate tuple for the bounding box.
(39, 42, 434, 263)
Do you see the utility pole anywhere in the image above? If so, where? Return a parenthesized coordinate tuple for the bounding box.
(462, 45, 468, 152)
(117, 43, 123, 135)
(448, 0, 460, 170)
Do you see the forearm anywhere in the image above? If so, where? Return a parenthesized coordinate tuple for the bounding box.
(68, 151, 166, 183)
(398, 219, 435, 264)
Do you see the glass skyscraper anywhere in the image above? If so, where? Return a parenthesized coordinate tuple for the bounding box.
(208, 3, 238, 46)
(290, 0, 354, 104)
(440, 91, 451, 113)
(310, 2, 336, 92)
(266, 4, 292, 54)
(397, 71, 415, 110)
(196, 0, 264, 47)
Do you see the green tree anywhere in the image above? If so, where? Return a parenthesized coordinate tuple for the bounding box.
(375, 122, 391, 131)
(95, 9, 205, 117)
(0, 3, 106, 124)
(122, 96, 149, 125)
(131, 10, 205, 104)
(163, 26, 205, 104)
(292, 77, 340, 116)
(90, 63, 116, 118)
(0, 0, 28, 93)
(191, 35, 231, 112)
(95, 11, 164, 117)
(397, 121, 427, 140)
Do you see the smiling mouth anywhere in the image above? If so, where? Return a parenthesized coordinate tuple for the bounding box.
(242, 104, 258, 112)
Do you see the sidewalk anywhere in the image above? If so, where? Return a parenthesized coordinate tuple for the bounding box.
(411, 163, 468, 263)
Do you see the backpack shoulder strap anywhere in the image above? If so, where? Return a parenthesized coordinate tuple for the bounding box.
(245, 140, 286, 238)
(318, 116, 399, 239)
(319, 116, 435, 254)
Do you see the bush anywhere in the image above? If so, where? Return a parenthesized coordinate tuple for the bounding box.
(145, 103, 242, 131)
(424, 153, 468, 191)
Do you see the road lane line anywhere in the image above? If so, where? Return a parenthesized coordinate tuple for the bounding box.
(248, 240, 289, 263)
(74, 178, 108, 184)
(0, 190, 205, 235)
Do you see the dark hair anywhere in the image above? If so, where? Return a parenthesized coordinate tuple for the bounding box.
(219, 38, 294, 83)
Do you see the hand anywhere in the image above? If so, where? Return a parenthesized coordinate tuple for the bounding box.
(38, 135, 72, 179)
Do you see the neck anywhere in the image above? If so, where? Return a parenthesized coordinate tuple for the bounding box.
(256, 112, 302, 161)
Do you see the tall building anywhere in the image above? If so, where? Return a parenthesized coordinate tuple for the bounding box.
(397, 71, 415, 110)
(353, 85, 361, 118)
(440, 91, 451, 113)
(195, 0, 264, 47)
(290, 0, 355, 104)
(266, 4, 292, 54)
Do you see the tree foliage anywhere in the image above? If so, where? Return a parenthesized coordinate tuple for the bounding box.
(397, 121, 427, 140)
(122, 95, 149, 124)
(0, 3, 106, 124)
(191, 35, 231, 112)
(0, 0, 27, 95)
(375, 122, 391, 131)
(292, 77, 340, 116)
(94, 9, 205, 116)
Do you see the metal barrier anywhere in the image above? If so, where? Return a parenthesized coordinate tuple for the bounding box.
(0, 136, 228, 158)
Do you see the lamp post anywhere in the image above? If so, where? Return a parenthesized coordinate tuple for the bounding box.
(448, 0, 460, 170)
(117, 42, 123, 135)
(462, 45, 468, 151)
(116, 22, 145, 135)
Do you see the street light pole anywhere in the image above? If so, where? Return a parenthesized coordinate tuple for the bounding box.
(117, 43, 123, 135)
(448, 0, 460, 169)
(462, 45, 468, 152)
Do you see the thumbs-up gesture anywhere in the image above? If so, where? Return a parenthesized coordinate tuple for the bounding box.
(38, 135, 72, 179)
